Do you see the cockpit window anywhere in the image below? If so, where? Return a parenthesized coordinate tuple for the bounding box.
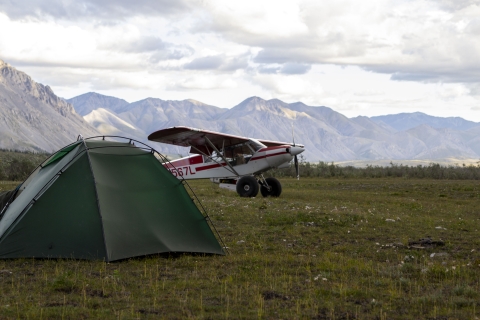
(204, 139, 266, 165)
(248, 139, 266, 152)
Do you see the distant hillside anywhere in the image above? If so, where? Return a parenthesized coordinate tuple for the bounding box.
(371, 112, 479, 131)
(0, 60, 99, 152)
(69, 92, 480, 162)
(67, 92, 129, 116)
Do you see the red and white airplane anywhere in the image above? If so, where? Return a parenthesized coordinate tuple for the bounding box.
(148, 126, 305, 197)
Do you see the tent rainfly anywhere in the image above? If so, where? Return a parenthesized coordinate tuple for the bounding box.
(0, 137, 225, 261)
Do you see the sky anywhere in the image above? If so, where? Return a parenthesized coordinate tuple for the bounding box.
(0, 0, 479, 120)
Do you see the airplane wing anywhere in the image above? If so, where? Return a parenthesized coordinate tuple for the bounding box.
(148, 126, 303, 154)
(257, 139, 304, 148)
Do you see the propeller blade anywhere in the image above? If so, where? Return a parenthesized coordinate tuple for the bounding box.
(294, 155, 299, 180)
(291, 124, 296, 146)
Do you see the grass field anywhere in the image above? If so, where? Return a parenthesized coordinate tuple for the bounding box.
(0, 178, 479, 319)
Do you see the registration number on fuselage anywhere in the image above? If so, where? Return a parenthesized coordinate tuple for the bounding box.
(167, 166, 196, 177)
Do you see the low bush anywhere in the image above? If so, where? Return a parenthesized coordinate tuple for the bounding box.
(268, 156, 480, 180)
(0, 149, 49, 181)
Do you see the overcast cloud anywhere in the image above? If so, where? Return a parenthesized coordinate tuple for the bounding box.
(0, 0, 479, 120)
(0, 0, 190, 20)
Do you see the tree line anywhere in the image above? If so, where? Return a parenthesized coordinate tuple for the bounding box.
(1, 150, 480, 181)
(267, 155, 480, 180)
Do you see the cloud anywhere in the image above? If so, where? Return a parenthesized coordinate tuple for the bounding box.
(436, 84, 470, 101)
(167, 76, 237, 90)
(466, 83, 480, 97)
(0, 0, 190, 21)
(256, 63, 311, 75)
(220, 54, 249, 71)
(280, 63, 311, 75)
(389, 70, 480, 83)
(195, 0, 480, 86)
(353, 90, 384, 97)
(106, 36, 169, 53)
(99, 36, 195, 61)
(184, 55, 224, 70)
(5, 0, 480, 87)
(253, 74, 324, 102)
(148, 47, 195, 62)
(22, 65, 157, 90)
(435, 0, 479, 11)
(257, 65, 280, 74)
(87, 74, 155, 90)
(4, 57, 142, 71)
(183, 54, 248, 71)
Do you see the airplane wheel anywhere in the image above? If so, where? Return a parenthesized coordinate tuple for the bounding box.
(260, 177, 282, 197)
(236, 176, 259, 197)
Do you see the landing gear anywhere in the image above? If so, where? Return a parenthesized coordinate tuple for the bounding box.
(236, 176, 259, 197)
(260, 177, 282, 197)
(235, 176, 282, 198)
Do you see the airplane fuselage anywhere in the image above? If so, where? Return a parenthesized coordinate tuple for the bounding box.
(163, 145, 302, 179)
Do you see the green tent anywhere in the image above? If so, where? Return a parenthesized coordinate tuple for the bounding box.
(0, 137, 225, 261)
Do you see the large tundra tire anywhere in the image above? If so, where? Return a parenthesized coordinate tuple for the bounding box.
(260, 177, 282, 197)
(236, 176, 259, 197)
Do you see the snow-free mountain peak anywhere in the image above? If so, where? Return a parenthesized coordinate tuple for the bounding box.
(217, 96, 311, 121)
(66, 92, 129, 116)
(0, 60, 98, 152)
(232, 96, 288, 112)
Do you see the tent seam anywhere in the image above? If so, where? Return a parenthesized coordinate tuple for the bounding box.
(79, 138, 110, 263)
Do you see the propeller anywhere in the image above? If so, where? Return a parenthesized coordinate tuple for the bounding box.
(292, 124, 299, 180)
(294, 153, 299, 180)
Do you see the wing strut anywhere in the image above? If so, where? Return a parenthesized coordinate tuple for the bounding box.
(203, 136, 240, 176)
(187, 141, 240, 177)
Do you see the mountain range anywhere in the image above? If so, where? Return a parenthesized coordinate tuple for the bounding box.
(67, 92, 480, 162)
(1, 59, 480, 162)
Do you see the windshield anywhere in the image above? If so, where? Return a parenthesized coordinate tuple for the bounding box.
(248, 139, 266, 152)
(204, 139, 266, 165)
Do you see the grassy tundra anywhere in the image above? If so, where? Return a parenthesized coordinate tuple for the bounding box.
(0, 178, 479, 319)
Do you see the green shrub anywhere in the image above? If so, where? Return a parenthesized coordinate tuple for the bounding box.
(267, 158, 480, 180)
(0, 149, 49, 181)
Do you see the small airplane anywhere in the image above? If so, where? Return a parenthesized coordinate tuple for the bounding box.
(148, 126, 305, 197)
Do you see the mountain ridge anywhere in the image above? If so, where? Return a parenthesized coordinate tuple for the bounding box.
(67, 92, 480, 162)
(0, 60, 99, 152)
(371, 112, 479, 132)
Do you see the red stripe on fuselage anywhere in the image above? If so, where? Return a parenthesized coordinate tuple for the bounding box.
(193, 150, 288, 171)
(251, 145, 289, 161)
(196, 162, 228, 172)
(164, 154, 203, 168)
